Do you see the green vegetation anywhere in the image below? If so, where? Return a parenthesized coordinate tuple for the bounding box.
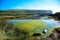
(0, 19, 27, 40)
(0, 10, 60, 40)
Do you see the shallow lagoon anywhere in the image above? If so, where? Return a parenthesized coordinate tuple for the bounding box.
(7, 19, 60, 28)
(6, 18, 60, 40)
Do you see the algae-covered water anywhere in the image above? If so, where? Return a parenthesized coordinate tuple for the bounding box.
(0, 16, 60, 40)
(6, 19, 60, 40)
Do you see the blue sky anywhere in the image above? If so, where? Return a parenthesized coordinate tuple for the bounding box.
(0, 0, 60, 13)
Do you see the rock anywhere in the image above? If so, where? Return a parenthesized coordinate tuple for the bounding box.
(41, 28, 60, 40)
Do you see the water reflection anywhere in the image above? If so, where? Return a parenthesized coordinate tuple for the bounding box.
(7, 16, 60, 24)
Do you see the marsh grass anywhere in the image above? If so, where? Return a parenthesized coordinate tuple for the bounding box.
(0, 18, 60, 40)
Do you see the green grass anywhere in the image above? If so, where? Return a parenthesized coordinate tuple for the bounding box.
(0, 30, 7, 40)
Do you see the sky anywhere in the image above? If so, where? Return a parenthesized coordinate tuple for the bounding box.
(0, 0, 60, 13)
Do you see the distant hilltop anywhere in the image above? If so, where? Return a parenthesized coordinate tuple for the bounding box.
(0, 10, 53, 16)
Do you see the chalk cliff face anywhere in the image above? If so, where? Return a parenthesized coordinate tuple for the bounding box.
(0, 10, 52, 14)
(24, 10, 52, 14)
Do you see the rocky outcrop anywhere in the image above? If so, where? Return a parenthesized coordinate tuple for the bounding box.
(41, 28, 60, 40)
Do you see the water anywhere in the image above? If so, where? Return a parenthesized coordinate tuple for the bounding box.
(7, 18, 60, 28)
(42, 19, 60, 28)
(7, 20, 29, 22)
